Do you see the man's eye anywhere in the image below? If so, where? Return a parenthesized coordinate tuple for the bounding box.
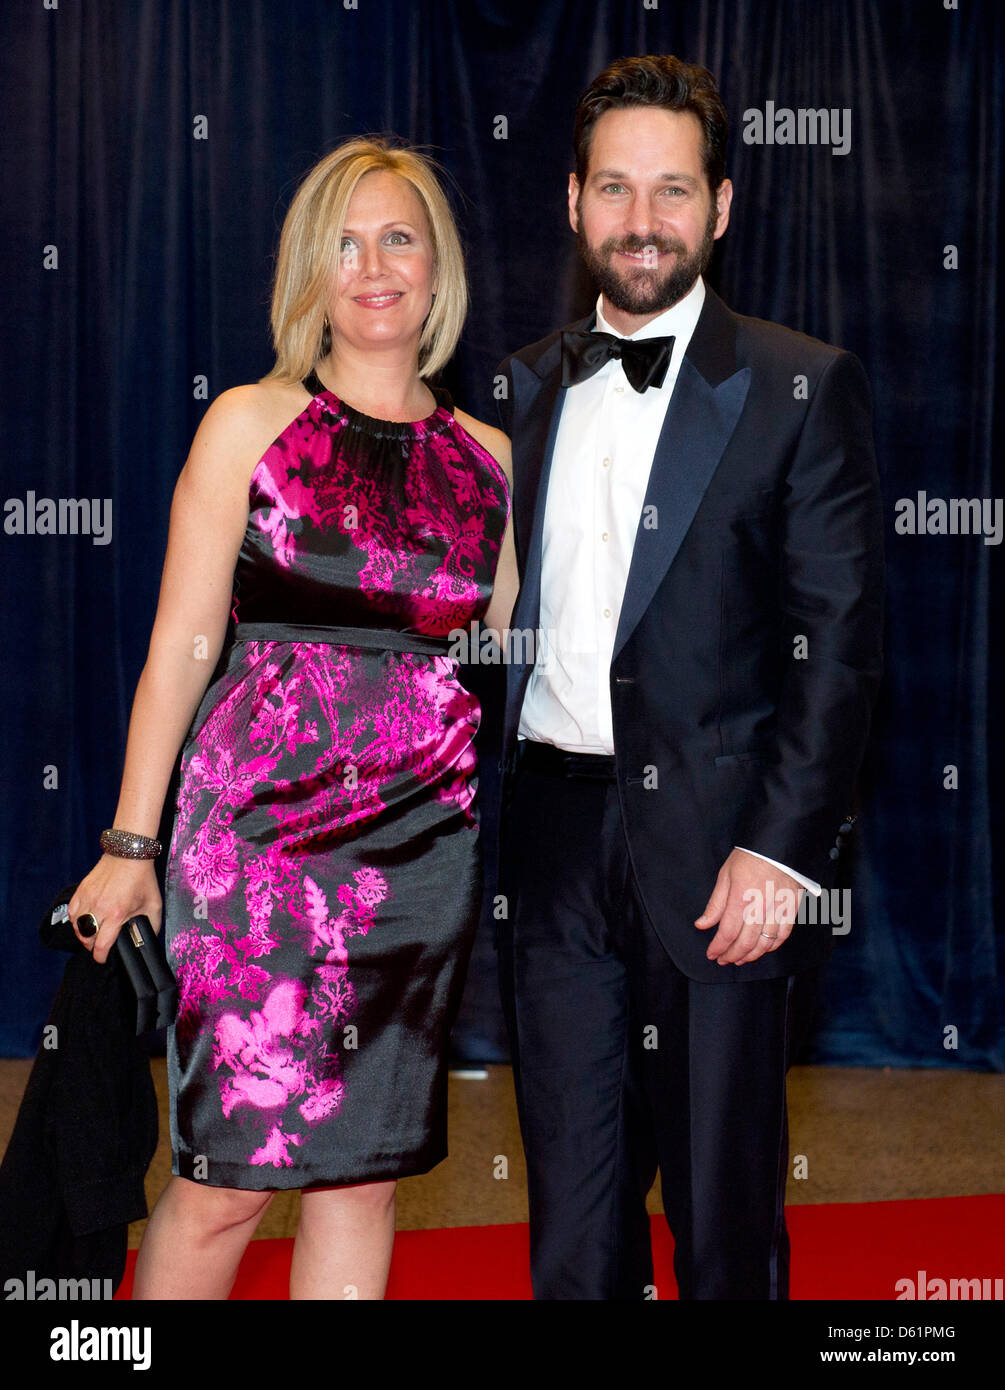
(662, 186, 687, 196)
(603, 184, 626, 194)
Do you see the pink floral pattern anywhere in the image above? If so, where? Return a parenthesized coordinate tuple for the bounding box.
(163, 387, 510, 1179)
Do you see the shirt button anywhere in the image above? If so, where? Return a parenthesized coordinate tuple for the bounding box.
(602, 457, 611, 468)
(614, 386, 624, 394)
(601, 531, 609, 542)
(603, 607, 612, 618)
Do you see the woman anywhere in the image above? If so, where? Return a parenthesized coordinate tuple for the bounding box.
(68, 137, 517, 1300)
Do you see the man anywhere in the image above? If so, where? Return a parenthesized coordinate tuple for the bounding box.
(494, 54, 884, 1300)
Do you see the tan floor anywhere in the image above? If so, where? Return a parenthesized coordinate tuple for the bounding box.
(0, 1059, 1000, 1247)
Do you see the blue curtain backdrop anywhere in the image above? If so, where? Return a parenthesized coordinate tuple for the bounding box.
(1, 0, 1000, 1068)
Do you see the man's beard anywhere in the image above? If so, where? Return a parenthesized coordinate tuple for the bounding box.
(576, 198, 719, 315)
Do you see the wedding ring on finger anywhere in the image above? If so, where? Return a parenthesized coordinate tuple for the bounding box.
(759, 930, 778, 940)
(76, 912, 101, 938)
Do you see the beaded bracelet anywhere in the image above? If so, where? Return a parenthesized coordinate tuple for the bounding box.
(100, 827, 162, 860)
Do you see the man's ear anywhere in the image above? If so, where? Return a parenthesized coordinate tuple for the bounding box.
(568, 174, 580, 233)
(713, 178, 733, 240)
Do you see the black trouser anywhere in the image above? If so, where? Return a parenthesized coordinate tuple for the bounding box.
(497, 740, 819, 1301)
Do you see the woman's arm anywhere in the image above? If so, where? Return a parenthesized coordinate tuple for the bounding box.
(455, 411, 519, 640)
(69, 385, 280, 963)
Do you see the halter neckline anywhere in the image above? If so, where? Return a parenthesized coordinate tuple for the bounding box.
(302, 368, 453, 439)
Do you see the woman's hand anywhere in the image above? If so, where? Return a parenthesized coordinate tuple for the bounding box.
(67, 856, 163, 965)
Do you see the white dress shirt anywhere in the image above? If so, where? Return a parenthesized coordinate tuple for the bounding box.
(517, 275, 821, 896)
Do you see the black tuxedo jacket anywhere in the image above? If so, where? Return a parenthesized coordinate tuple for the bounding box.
(494, 284, 884, 982)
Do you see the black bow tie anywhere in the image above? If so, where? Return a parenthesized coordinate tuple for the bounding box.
(560, 330, 675, 393)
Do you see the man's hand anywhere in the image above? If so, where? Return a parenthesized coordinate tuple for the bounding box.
(695, 848, 804, 965)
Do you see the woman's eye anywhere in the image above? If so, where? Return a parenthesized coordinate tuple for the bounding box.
(386, 231, 410, 245)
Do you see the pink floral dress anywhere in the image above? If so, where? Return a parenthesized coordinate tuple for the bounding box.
(162, 371, 510, 1189)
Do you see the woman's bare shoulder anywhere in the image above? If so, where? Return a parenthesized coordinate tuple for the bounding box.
(185, 379, 313, 484)
(453, 407, 511, 480)
(201, 379, 311, 443)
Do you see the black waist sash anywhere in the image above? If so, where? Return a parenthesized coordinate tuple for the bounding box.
(232, 621, 453, 656)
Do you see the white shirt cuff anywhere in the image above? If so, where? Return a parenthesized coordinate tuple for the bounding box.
(734, 847, 822, 896)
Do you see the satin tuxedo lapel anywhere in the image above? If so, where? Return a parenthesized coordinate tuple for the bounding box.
(614, 293, 750, 659)
(505, 314, 590, 635)
(503, 287, 750, 752)
(501, 313, 589, 759)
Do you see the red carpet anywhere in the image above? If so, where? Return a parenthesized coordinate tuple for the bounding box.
(115, 1194, 1003, 1300)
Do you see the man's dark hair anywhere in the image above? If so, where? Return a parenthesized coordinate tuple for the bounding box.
(573, 54, 729, 193)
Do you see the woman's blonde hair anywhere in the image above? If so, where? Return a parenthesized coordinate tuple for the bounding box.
(263, 136, 467, 384)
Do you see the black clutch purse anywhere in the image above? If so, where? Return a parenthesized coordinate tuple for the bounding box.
(42, 883, 178, 1035)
